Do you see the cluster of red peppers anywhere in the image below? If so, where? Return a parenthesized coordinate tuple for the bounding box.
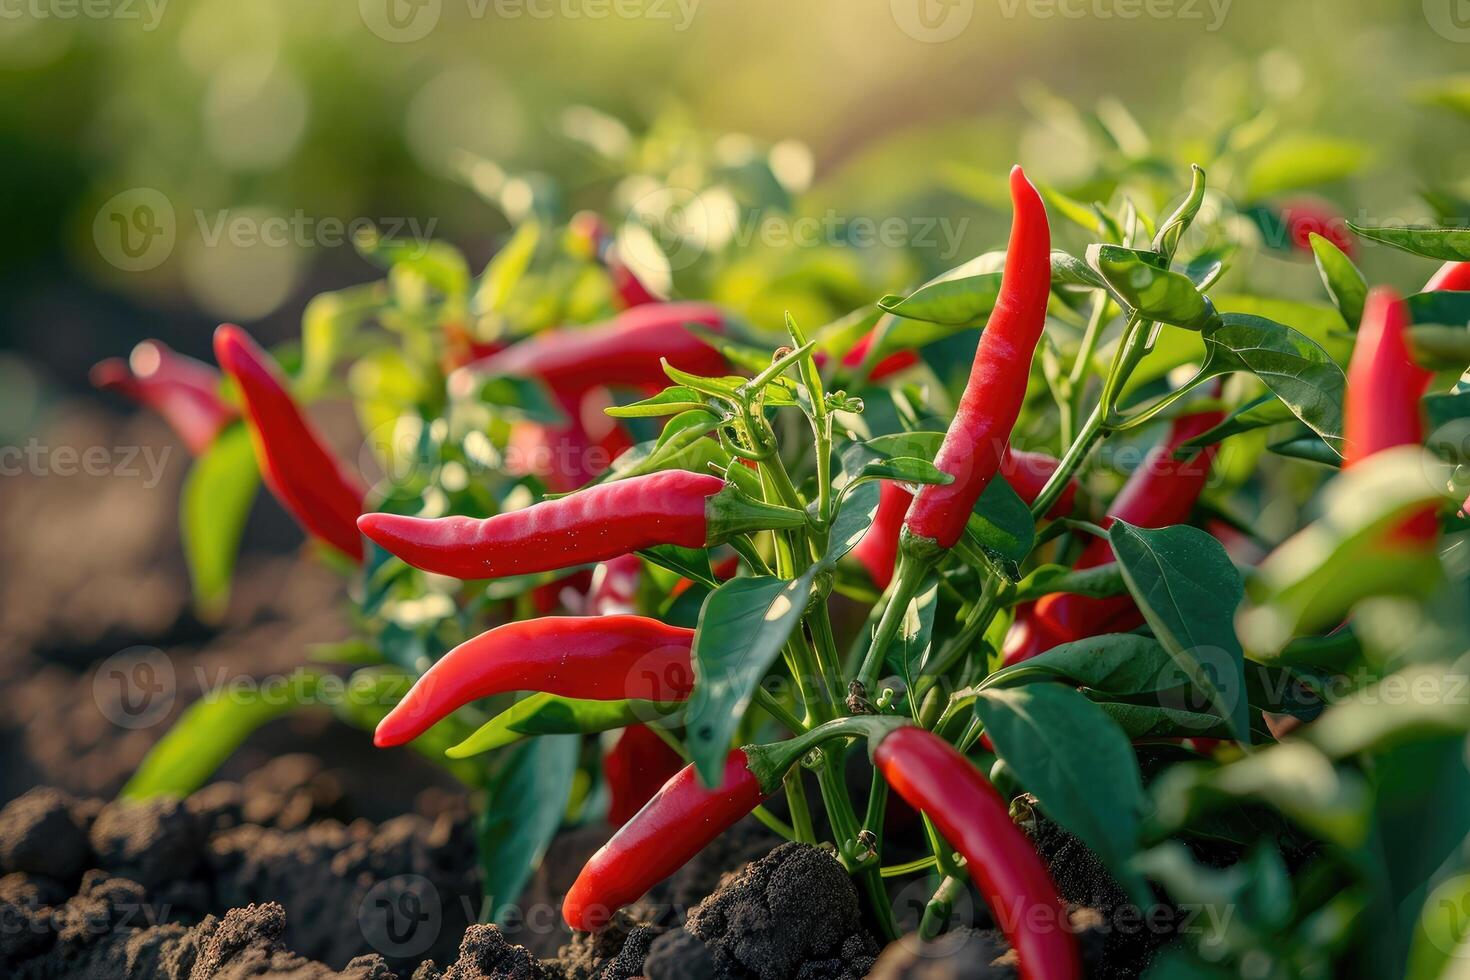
(99, 169, 1463, 980)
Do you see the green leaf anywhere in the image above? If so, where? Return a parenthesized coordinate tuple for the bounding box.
(686, 572, 816, 785)
(1408, 291, 1470, 329)
(474, 220, 540, 314)
(877, 258, 1004, 327)
(299, 283, 384, 396)
(1008, 562, 1127, 605)
(121, 671, 322, 800)
(1051, 250, 1108, 290)
(975, 684, 1145, 874)
(891, 574, 940, 689)
(1152, 164, 1207, 262)
(962, 476, 1036, 565)
(1099, 701, 1234, 741)
(1244, 135, 1370, 198)
(1204, 313, 1347, 457)
(478, 734, 579, 923)
(360, 236, 471, 298)
(824, 479, 881, 564)
(855, 456, 953, 486)
(1089, 245, 1219, 330)
(448, 694, 683, 757)
(1109, 521, 1250, 741)
(1177, 393, 1297, 450)
(1309, 232, 1368, 328)
(1268, 433, 1342, 467)
(605, 386, 718, 419)
(1346, 223, 1470, 262)
(982, 634, 1179, 697)
(1239, 447, 1451, 653)
(181, 425, 261, 621)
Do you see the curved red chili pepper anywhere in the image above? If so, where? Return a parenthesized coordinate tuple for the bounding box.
(1344, 287, 1437, 545)
(603, 724, 687, 828)
(1425, 261, 1470, 293)
(214, 325, 366, 563)
(564, 749, 769, 932)
(873, 727, 1079, 980)
(854, 449, 1077, 590)
(1003, 401, 1224, 665)
(91, 341, 236, 456)
(455, 302, 728, 397)
(374, 614, 695, 747)
(904, 166, 1052, 549)
(359, 470, 803, 580)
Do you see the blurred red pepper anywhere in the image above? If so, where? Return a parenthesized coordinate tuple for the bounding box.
(1003, 400, 1224, 665)
(214, 326, 366, 563)
(374, 614, 696, 747)
(842, 330, 921, 382)
(603, 724, 686, 828)
(1278, 197, 1355, 257)
(570, 211, 661, 309)
(1344, 287, 1437, 545)
(91, 340, 236, 456)
(904, 167, 1052, 551)
(564, 749, 771, 932)
(506, 387, 634, 493)
(452, 302, 728, 398)
(873, 727, 1079, 980)
(359, 471, 804, 581)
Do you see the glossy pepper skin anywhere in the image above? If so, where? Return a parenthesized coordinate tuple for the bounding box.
(91, 340, 236, 456)
(454, 302, 727, 397)
(1426, 261, 1470, 293)
(873, 728, 1079, 980)
(374, 615, 696, 747)
(214, 326, 366, 563)
(1343, 287, 1437, 544)
(854, 448, 1077, 590)
(564, 749, 768, 932)
(603, 724, 687, 828)
(904, 166, 1052, 549)
(358, 471, 725, 580)
(1344, 288, 1432, 468)
(1003, 402, 1224, 665)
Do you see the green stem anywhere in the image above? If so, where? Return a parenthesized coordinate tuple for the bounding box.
(755, 685, 809, 733)
(751, 806, 798, 841)
(920, 875, 968, 940)
(881, 855, 938, 878)
(785, 768, 816, 844)
(1110, 367, 1216, 431)
(855, 554, 929, 696)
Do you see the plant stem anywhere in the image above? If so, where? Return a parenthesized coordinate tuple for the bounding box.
(751, 806, 798, 841)
(755, 685, 809, 733)
(785, 768, 816, 844)
(855, 554, 929, 696)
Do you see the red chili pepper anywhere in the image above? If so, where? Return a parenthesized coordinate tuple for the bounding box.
(563, 749, 771, 932)
(453, 302, 727, 397)
(358, 470, 803, 580)
(1345, 288, 1432, 467)
(571, 211, 661, 309)
(374, 614, 695, 747)
(1278, 198, 1355, 257)
(1343, 287, 1437, 545)
(213, 325, 366, 563)
(91, 341, 236, 455)
(842, 330, 920, 382)
(873, 727, 1079, 980)
(1003, 401, 1224, 665)
(903, 166, 1052, 550)
(603, 724, 687, 828)
(1426, 261, 1470, 293)
(854, 449, 1076, 590)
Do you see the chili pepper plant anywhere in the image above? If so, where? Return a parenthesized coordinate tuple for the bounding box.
(97, 113, 1470, 979)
